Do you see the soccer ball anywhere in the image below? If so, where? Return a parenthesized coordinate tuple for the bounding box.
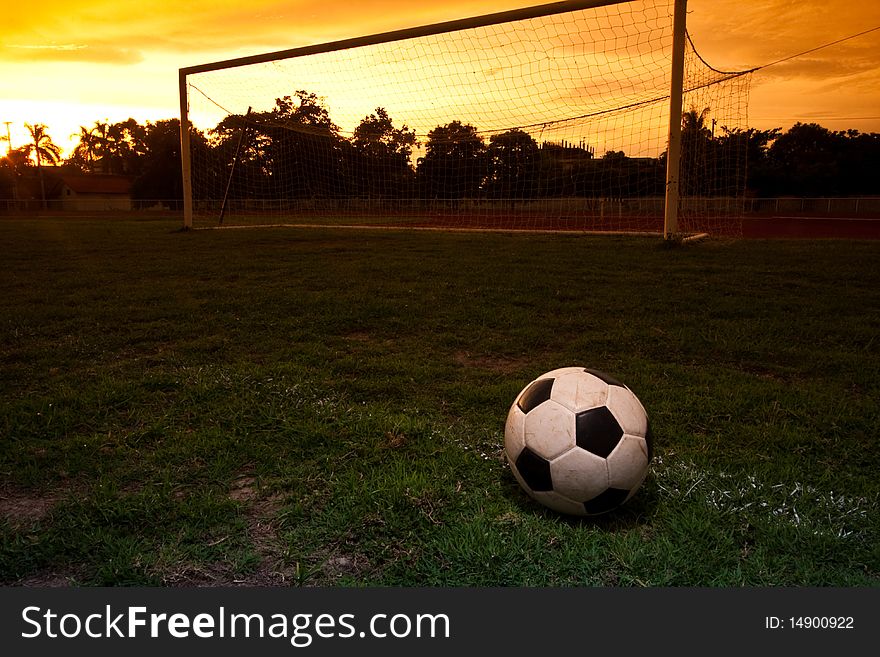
(504, 367, 653, 516)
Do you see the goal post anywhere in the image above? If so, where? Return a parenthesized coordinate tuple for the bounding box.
(663, 0, 687, 239)
(179, 0, 750, 235)
(179, 70, 193, 229)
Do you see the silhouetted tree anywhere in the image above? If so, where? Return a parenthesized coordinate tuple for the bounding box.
(769, 124, 880, 197)
(68, 125, 101, 172)
(204, 91, 344, 202)
(352, 107, 417, 200)
(485, 129, 539, 202)
(418, 121, 487, 202)
(679, 106, 715, 196)
(108, 119, 147, 175)
(23, 123, 62, 208)
(207, 112, 266, 200)
(839, 130, 880, 196)
(681, 106, 712, 137)
(69, 119, 146, 175)
(596, 150, 631, 200)
(86, 121, 118, 174)
(717, 127, 780, 196)
(0, 148, 29, 205)
(130, 119, 201, 206)
(266, 90, 345, 199)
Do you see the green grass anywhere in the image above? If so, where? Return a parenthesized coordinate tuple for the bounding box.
(1, 217, 878, 586)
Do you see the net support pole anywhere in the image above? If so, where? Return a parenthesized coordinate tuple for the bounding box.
(179, 70, 194, 230)
(218, 107, 252, 226)
(664, 0, 687, 239)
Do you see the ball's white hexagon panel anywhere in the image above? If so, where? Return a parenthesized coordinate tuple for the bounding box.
(606, 434, 650, 489)
(550, 370, 608, 413)
(550, 447, 609, 503)
(503, 404, 527, 463)
(522, 399, 575, 460)
(606, 384, 649, 437)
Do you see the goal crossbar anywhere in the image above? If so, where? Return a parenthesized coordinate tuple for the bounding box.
(179, 0, 632, 77)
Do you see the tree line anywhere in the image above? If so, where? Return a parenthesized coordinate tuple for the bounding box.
(2, 93, 879, 208)
(0, 119, 184, 206)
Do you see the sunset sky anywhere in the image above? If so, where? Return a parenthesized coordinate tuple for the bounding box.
(2, 0, 879, 157)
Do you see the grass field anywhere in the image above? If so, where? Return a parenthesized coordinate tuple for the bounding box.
(1, 217, 878, 586)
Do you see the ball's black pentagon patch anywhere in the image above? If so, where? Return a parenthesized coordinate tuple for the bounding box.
(583, 368, 625, 388)
(575, 406, 624, 458)
(583, 488, 630, 515)
(515, 446, 553, 491)
(517, 378, 554, 414)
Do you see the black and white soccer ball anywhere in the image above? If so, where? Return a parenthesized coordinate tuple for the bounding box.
(504, 367, 653, 516)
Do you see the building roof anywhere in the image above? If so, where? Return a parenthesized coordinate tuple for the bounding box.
(61, 174, 133, 195)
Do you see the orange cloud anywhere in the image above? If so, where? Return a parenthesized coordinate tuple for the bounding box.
(688, 0, 880, 74)
(2, 43, 143, 64)
(4, 0, 514, 64)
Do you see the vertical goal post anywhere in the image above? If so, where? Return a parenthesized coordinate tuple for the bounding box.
(663, 0, 687, 240)
(178, 0, 747, 235)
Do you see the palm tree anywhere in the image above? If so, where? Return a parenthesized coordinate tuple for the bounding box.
(89, 120, 141, 174)
(680, 107, 715, 196)
(70, 125, 101, 172)
(23, 123, 62, 208)
(90, 121, 113, 173)
(682, 106, 711, 134)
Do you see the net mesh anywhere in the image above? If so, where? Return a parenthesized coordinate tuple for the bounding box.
(184, 0, 751, 235)
(677, 32, 752, 236)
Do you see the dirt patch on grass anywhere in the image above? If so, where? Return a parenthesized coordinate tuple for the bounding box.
(321, 553, 374, 581)
(227, 475, 295, 585)
(235, 488, 377, 585)
(160, 474, 296, 586)
(0, 488, 60, 527)
(228, 475, 261, 503)
(164, 475, 380, 586)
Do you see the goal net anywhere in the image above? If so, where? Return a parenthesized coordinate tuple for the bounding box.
(180, 0, 751, 235)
